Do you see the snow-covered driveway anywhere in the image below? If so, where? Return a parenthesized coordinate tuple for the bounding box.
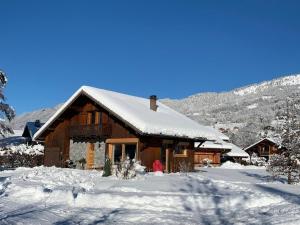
(0, 167, 299, 225)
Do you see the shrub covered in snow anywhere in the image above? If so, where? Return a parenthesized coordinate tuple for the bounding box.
(114, 157, 145, 179)
(0, 144, 44, 169)
(202, 158, 212, 167)
(0, 144, 44, 156)
(243, 153, 267, 166)
(178, 159, 192, 174)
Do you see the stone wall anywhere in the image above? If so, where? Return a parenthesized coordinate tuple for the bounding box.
(69, 139, 105, 169)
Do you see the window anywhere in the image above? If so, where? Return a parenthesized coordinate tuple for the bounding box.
(125, 144, 137, 160)
(174, 142, 189, 157)
(87, 111, 102, 125)
(114, 144, 122, 163)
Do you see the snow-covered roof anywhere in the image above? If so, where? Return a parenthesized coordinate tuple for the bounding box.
(243, 138, 277, 152)
(225, 143, 249, 158)
(195, 140, 249, 157)
(204, 126, 229, 141)
(195, 140, 232, 149)
(34, 86, 226, 141)
(22, 121, 44, 139)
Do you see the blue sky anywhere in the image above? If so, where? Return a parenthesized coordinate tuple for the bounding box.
(1, 0, 300, 115)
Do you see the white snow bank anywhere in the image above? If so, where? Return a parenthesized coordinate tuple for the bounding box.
(220, 161, 265, 169)
(1, 166, 298, 224)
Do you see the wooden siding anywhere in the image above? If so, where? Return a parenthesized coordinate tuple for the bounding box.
(194, 149, 221, 166)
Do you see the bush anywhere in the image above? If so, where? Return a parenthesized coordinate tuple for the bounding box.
(102, 157, 112, 177)
(77, 158, 86, 170)
(0, 144, 44, 169)
(243, 153, 267, 166)
(178, 160, 191, 174)
(250, 153, 267, 166)
(114, 157, 145, 179)
(202, 158, 212, 167)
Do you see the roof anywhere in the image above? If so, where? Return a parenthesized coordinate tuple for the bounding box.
(243, 138, 277, 152)
(195, 140, 232, 149)
(34, 86, 227, 141)
(22, 121, 44, 139)
(195, 140, 249, 157)
(204, 126, 229, 141)
(225, 143, 249, 158)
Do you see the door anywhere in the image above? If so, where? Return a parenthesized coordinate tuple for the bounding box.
(86, 143, 95, 169)
(44, 147, 61, 167)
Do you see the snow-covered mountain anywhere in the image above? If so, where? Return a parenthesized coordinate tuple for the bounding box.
(233, 74, 300, 96)
(10, 74, 300, 147)
(10, 104, 63, 130)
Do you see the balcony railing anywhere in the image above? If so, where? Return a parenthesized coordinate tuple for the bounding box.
(69, 124, 112, 138)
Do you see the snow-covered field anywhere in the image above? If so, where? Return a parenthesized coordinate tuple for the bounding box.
(0, 167, 300, 225)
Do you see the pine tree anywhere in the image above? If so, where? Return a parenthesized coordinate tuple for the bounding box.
(0, 70, 15, 136)
(267, 97, 300, 184)
(102, 157, 112, 177)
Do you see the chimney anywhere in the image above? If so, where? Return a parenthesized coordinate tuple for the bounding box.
(35, 120, 41, 127)
(149, 95, 158, 111)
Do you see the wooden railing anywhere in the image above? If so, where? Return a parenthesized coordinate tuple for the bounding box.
(69, 124, 112, 138)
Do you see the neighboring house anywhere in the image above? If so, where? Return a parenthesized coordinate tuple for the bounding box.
(243, 138, 278, 160)
(33, 86, 224, 172)
(22, 120, 44, 144)
(194, 139, 231, 166)
(195, 139, 249, 166)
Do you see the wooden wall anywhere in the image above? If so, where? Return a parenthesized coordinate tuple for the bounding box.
(44, 120, 70, 166)
(194, 149, 221, 166)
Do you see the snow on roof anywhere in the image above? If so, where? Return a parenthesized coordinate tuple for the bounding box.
(243, 138, 277, 151)
(34, 86, 225, 141)
(195, 140, 232, 149)
(204, 126, 229, 141)
(225, 143, 249, 158)
(22, 121, 44, 139)
(195, 140, 249, 157)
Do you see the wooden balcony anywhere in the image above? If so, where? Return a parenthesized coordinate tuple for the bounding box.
(69, 124, 112, 138)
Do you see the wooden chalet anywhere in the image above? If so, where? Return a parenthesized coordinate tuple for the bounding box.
(33, 86, 223, 172)
(243, 138, 278, 160)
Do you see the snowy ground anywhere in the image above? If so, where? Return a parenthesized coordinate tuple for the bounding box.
(0, 167, 300, 225)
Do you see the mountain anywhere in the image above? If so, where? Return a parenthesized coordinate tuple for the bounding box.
(10, 74, 300, 147)
(10, 104, 63, 131)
